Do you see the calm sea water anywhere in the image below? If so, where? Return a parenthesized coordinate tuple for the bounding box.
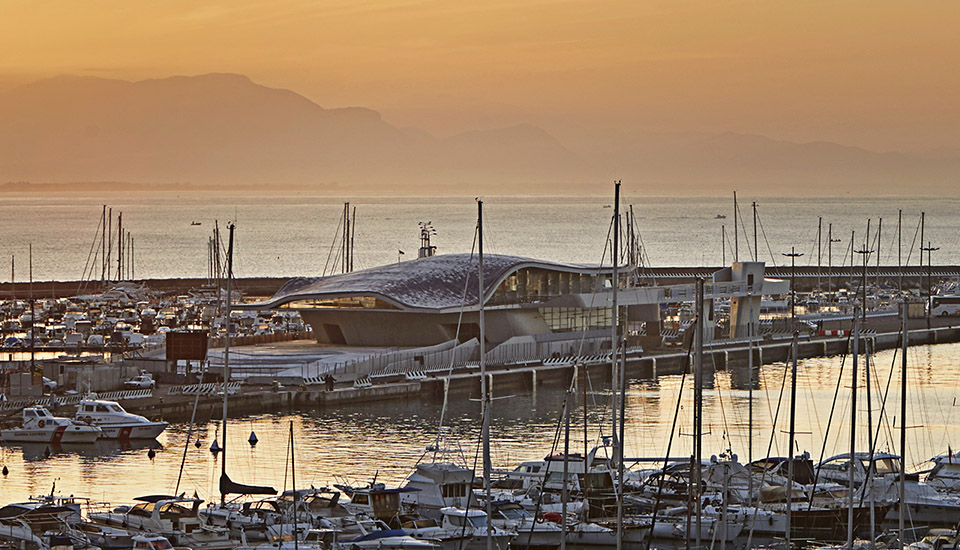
(1, 342, 958, 503)
(0, 194, 957, 282)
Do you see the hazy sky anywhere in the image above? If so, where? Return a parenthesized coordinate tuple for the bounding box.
(3, 0, 959, 152)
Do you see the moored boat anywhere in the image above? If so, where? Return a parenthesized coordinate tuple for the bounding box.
(1, 407, 101, 443)
(74, 399, 168, 440)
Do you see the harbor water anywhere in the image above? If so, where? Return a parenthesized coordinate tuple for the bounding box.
(0, 194, 958, 282)
(2, 340, 959, 504)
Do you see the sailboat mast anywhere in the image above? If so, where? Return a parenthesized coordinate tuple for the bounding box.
(898, 210, 903, 294)
(899, 301, 907, 549)
(221, 222, 235, 504)
(100, 205, 106, 283)
(117, 212, 123, 281)
(848, 305, 860, 547)
(291, 421, 299, 550)
(610, 182, 622, 550)
(477, 200, 492, 550)
(747, 288, 755, 505)
(752, 201, 758, 261)
(787, 331, 799, 547)
(817, 217, 823, 293)
(733, 191, 738, 263)
(694, 279, 704, 550)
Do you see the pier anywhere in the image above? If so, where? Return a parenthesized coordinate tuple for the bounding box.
(58, 317, 959, 424)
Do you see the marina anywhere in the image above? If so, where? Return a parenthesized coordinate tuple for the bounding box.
(1, 194, 960, 550)
(4, 1, 960, 547)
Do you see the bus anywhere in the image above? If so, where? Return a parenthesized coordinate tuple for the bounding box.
(930, 296, 960, 317)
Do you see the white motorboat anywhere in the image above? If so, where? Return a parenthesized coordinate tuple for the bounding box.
(74, 399, 168, 440)
(1, 406, 101, 443)
(402, 507, 512, 550)
(90, 495, 233, 549)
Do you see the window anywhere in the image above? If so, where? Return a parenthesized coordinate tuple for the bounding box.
(97, 405, 109, 413)
(540, 307, 612, 332)
(441, 483, 467, 498)
(449, 515, 466, 528)
(352, 494, 368, 506)
(874, 458, 899, 475)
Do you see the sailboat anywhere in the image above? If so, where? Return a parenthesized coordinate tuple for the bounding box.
(395, 202, 512, 550)
(216, 223, 277, 502)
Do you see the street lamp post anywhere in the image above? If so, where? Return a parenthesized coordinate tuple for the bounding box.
(783, 247, 804, 322)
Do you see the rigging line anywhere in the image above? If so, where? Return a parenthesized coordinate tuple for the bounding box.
(904, 215, 922, 267)
(754, 209, 779, 268)
(807, 320, 854, 510)
(708, 349, 732, 455)
(521, 366, 580, 550)
(642, 325, 695, 550)
(803, 358, 825, 449)
(568, 211, 617, 452)
(79, 212, 105, 287)
(744, 344, 792, 547)
(839, 234, 852, 270)
(427, 223, 479, 463)
(322, 214, 344, 277)
(174, 356, 212, 496)
(735, 199, 755, 261)
(456, 423, 486, 550)
(871, 339, 900, 455)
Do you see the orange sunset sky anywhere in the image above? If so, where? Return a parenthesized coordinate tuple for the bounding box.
(2, 1, 957, 149)
(1, 1, 959, 193)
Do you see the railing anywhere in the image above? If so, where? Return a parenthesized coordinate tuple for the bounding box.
(0, 389, 153, 411)
(168, 382, 241, 396)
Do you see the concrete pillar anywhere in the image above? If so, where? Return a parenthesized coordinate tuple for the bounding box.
(531, 369, 537, 401)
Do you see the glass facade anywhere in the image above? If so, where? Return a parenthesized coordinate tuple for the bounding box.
(539, 306, 612, 332)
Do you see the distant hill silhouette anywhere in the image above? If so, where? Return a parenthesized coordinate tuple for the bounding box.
(0, 74, 957, 194)
(0, 73, 587, 191)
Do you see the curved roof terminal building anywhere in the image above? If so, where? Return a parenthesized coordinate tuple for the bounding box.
(249, 253, 783, 348)
(251, 253, 622, 347)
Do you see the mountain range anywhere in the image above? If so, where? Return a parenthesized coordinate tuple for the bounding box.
(0, 73, 956, 194)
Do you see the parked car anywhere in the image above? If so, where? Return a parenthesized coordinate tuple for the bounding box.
(123, 374, 155, 390)
(42, 377, 58, 393)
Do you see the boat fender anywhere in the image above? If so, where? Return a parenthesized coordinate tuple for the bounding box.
(38, 420, 45, 428)
(536, 515, 545, 524)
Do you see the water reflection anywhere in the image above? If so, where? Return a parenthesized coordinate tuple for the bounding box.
(0, 342, 958, 504)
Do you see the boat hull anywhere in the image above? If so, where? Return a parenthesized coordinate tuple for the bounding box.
(96, 421, 168, 440)
(1, 425, 101, 443)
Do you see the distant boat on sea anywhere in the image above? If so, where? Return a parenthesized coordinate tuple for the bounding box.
(191, 221, 202, 226)
(715, 214, 727, 219)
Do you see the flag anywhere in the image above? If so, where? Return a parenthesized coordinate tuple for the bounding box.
(398, 250, 405, 255)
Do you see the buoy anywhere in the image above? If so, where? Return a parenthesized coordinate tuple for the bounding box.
(210, 439, 221, 454)
(147, 449, 156, 459)
(2, 465, 8, 476)
(195, 439, 202, 448)
(248, 431, 258, 446)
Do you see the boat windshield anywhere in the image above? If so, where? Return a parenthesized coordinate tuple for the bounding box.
(469, 515, 488, 528)
(873, 458, 899, 475)
(498, 508, 525, 520)
(108, 404, 125, 413)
